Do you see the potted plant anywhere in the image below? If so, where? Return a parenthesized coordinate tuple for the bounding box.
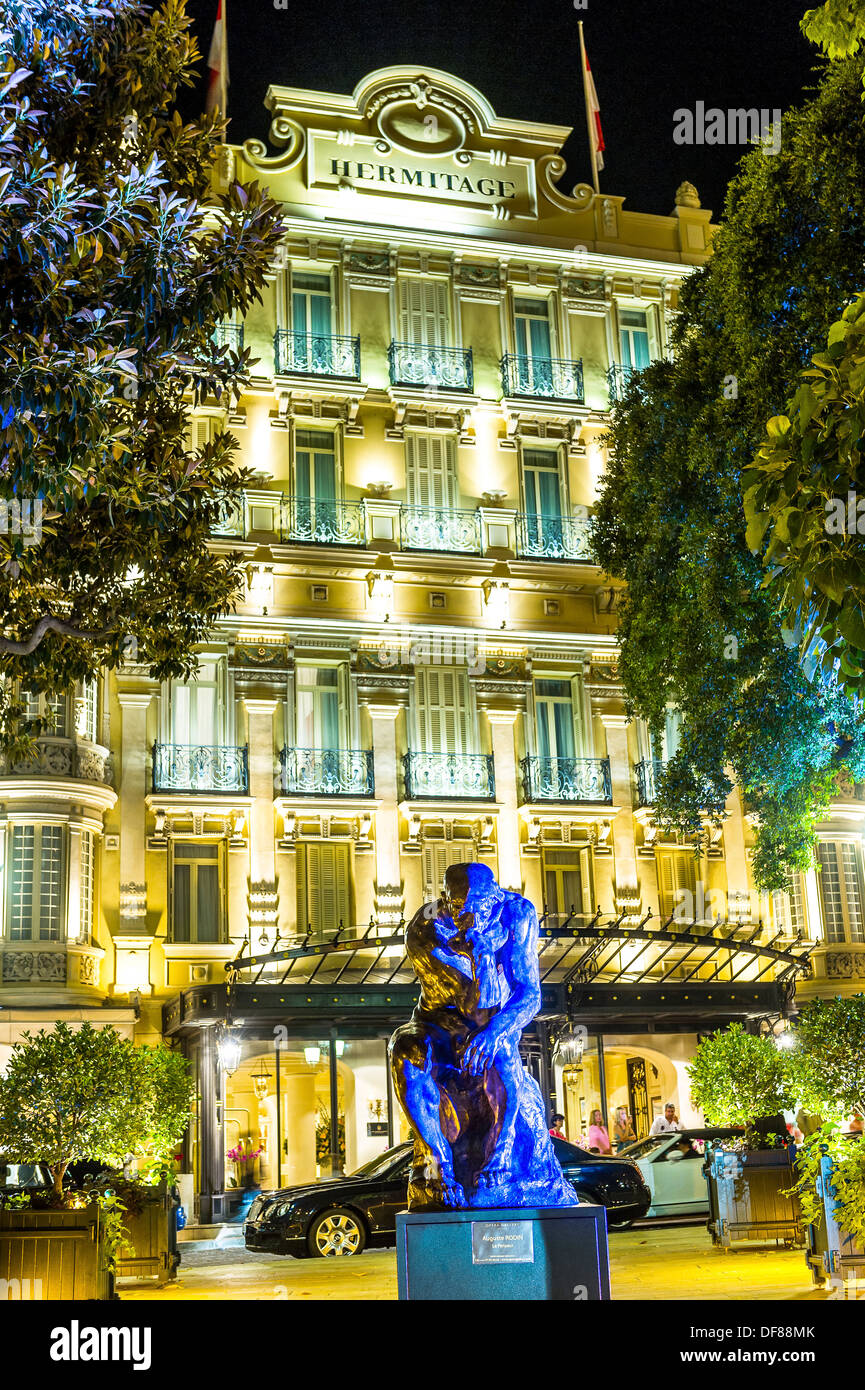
(0, 1022, 192, 1296)
(785, 995, 865, 1288)
(687, 1022, 803, 1249)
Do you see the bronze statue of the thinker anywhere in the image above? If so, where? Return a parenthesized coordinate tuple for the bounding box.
(389, 862, 577, 1210)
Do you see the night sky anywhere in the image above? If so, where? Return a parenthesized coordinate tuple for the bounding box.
(181, 0, 817, 218)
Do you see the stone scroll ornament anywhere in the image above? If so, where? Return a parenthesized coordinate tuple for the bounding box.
(389, 862, 578, 1209)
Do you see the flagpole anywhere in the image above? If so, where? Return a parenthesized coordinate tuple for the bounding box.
(220, 0, 228, 124)
(578, 20, 600, 196)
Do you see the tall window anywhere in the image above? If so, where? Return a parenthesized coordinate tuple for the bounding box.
(522, 448, 563, 548)
(295, 665, 344, 749)
(296, 842, 351, 936)
(8, 824, 64, 941)
(513, 297, 553, 392)
(170, 662, 219, 746)
(79, 830, 95, 939)
(405, 434, 458, 510)
(543, 846, 592, 919)
(78, 679, 98, 743)
(171, 842, 223, 943)
(291, 272, 334, 371)
(772, 871, 807, 936)
(534, 679, 578, 761)
(414, 666, 472, 756)
(294, 429, 337, 514)
(816, 841, 865, 943)
(21, 689, 67, 736)
(398, 278, 450, 346)
(618, 308, 652, 370)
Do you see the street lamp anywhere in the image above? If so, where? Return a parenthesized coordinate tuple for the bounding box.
(217, 1027, 242, 1076)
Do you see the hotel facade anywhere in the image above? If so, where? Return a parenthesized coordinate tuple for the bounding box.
(0, 68, 860, 1221)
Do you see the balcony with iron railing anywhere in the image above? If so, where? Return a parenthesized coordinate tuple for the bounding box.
(152, 744, 249, 795)
(212, 322, 244, 352)
(521, 756, 612, 804)
(500, 354, 585, 403)
(634, 757, 666, 808)
(388, 341, 474, 392)
(280, 496, 366, 546)
(399, 505, 482, 553)
(273, 330, 361, 380)
(403, 751, 495, 800)
(607, 363, 636, 404)
(279, 747, 375, 798)
(515, 511, 593, 561)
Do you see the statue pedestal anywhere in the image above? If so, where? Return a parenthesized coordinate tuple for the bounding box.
(395, 1205, 610, 1301)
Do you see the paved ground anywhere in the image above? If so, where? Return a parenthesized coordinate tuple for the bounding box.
(118, 1224, 849, 1301)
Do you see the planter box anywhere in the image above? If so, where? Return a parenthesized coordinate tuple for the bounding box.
(115, 1183, 178, 1285)
(805, 1154, 865, 1287)
(705, 1143, 804, 1249)
(0, 1203, 114, 1300)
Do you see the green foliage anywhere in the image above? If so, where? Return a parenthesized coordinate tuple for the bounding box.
(788, 994, 865, 1118)
(803, 0, 865, 60)
(0, 1022, 192, 1193)
(593, 52, 865, 889)
(687, 1023, 793, 1133)
(788, 1121, 865, 1246)
(0, 0, 283, 756)
(747, 295, 865, 694)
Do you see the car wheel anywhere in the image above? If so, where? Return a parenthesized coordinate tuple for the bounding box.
(308, 1207, 367, 1258)
(607, 1216, 635, 1230)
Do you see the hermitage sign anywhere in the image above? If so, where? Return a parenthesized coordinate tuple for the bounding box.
(309, 134, 536, 216)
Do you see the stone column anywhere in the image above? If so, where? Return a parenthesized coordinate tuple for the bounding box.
(367, 704, 402, 919)
(598, 713, 638, 909)
(66, 823, 82, 941)
(486, 708, 521, 891)
(722, 785, 752, 920)
(117, 691, 153, 926)
(243, 697, 279, 934)
(198, 1025, 225, 1224)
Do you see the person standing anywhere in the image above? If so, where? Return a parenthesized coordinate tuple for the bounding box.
(650, 1102, 682, 1136)
(613, 1106, 637, 1151)
(587, 1108, 612, 1155)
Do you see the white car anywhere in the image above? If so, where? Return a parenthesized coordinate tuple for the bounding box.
(619, 1131, 713, 1219)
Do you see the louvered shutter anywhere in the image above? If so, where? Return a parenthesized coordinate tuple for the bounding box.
(417, 666, 470, 756)
(422, 842, 476, 902)
(303, 843, 351, 936)
(406, 434, 457, 509)
(399, 279, 449, 346)
(657, 850, 695, 918)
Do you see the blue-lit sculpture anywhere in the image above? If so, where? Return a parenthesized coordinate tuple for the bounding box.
(390, 862, 578, 1209)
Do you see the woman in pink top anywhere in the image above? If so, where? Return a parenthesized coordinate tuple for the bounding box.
(587, 1108, 612, 1155)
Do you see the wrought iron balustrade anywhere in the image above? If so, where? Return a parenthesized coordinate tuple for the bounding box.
(403, 751, 495, 800)
(516, 511, 594, 561)
(280, 496, 365, 546)
(212, 322, 244, 352)
(210, 490, 247, 538)
(521, 755, 612, 803)
(273, 330, 361, 380)
(399, 505, 481, 553)
(500, 353, 585, 403)
(152, 744, 249, 794)
(279, 747, 374, 797)
(607, 363, 636, 404)
(388, 341, 474, 391)
(635, 757, 666, 808)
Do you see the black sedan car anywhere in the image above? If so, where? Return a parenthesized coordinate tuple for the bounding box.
(244, 1139, 651, 1257)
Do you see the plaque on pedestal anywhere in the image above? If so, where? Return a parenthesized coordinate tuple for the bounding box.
(396, 1204, 611, 1301)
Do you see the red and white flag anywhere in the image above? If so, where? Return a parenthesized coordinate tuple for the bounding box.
(583, 43, 605, 172)
(205, 0, 228, 117)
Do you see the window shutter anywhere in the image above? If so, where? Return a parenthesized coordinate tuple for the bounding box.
(303, 843, 351, 936)
(422, 842, 476, 902)
(399, 279, 449, 346)
(406, 434, 457, 509)
(657, 850, 695, 919)
(416, 666, 470, 755)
